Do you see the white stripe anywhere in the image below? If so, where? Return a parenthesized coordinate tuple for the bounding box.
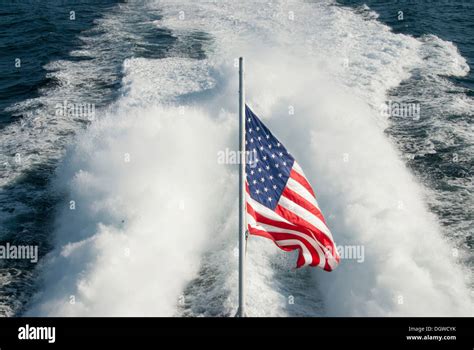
(275, 239, 312, 267)
(326, 253, 337, 270)
(292, 162, 306, 177)
(247, 176, 339, 270)
(291, 163, 339, 269)
(286, 177, 320, 209)
(247, 211, 258, 226)
(246, 192, 291, 224)
(248, 221, 326, 268)
(279, 196, 334, 241)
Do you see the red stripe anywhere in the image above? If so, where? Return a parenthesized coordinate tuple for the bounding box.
(247, 203, 307, 234)
(246, 205, 324, 268)
(290, 168, 315, 197)
(246, 171, 339, 271)
(281, 186, 327, 225)
(247, 225, 321, 267)
(247, 225, 275, 241)
(275, 205, 338, 260)
(247, 203, 327, 248)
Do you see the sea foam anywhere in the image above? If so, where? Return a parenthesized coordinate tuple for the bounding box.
(27, 0, 473, 316)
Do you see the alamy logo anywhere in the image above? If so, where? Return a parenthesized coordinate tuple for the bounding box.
(380, 100, 420, 120)
(217, 148, 258, 168)
(18, 324, 56, 343)
(0, 243, 38, 263)
(55, 99, 95, 120)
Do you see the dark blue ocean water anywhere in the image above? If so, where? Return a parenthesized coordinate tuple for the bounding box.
(339, 0, 474, 91)
(0, 1, 113, 127)
(0, 0, 182, 128)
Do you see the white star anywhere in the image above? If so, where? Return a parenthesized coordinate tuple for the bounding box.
(250, 170, 254, 175)
(275, 163, 279, 168)
(283, 161, 287, 166)
(279, 152, 283, 156)
(278, 173, 282, 177)
(247, 118, 251, 122)
(250, 138, 254, 143)
(258, 168, 262, 172)
(277, 143, 280, 147)
(271, 154, 276, 159)
(266, 135, 270, 139)
(256, 189, 260, 194)
(256, 127, 260, 131)
(273, 185, 277, 189)
(268, 197, 272, 202)
(259, 146, 264, 151)
(263, 156, 267, 160)
(269, 175, 274, 180)
(257, 136, 261, 141)
(265, 165, 270, 170)
(252, 180, 257, 185)
(264, 187, 268, 192)
(269, 144, 272, 149)
(249, 128, 253, 133)
(260, 177, 265, 182)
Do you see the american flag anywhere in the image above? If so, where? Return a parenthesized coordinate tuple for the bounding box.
(245, 105, 340, 271)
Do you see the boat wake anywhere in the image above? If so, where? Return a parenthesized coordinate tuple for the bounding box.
(23, 0, 472, 316)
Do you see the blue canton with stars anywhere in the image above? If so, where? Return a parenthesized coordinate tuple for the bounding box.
(245, 105, 295, 210)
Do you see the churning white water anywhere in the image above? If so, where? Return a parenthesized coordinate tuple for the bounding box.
(26, 0, 472, 316)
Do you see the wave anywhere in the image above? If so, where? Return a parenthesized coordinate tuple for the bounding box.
(26, 0, 473, 316)
(0, 1, 171, 316)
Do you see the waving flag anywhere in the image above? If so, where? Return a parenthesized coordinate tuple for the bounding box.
(245, 105, 340, 271)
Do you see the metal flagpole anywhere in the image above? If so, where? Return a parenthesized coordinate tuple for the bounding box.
(237, 56, 246, 317)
